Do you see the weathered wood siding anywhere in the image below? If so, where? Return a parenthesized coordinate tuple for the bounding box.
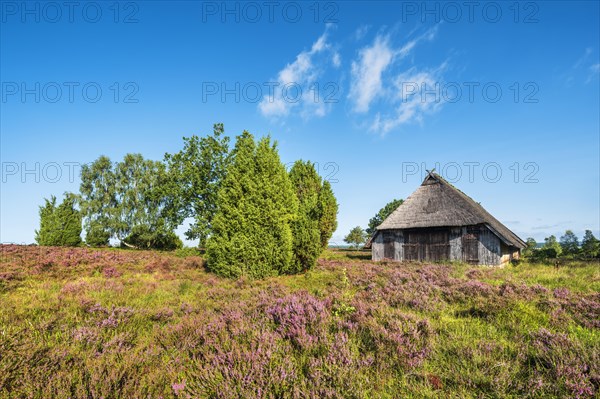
(477, 226, 501, 265)
(372, 231, 404, 261)
(393, 231, 404, 260)
(372, 224, 510, 265)
(404, 229, 450, 261)
(372, 232, 384, 261)
(462, 226, 480, 263)
(449, 227, 463, 260)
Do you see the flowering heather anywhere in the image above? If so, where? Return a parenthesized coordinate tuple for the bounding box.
(179, 302, 194, 315)
(171, 381, 186, 396)
(529, 328, 597, 398)
(456, 279, 496, 298)
(152, 307, 175, 322)
(466, 268, 484, 279)
(72, 326, 99, 345)
(553, 287, 572, 300)
(0, 245, 598, 398)
(102, 266, 122, 278)
(267, 291, 329, 350)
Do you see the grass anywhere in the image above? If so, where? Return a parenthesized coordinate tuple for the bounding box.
(483, 261, 600, 293)
(0, 245, 598, 398)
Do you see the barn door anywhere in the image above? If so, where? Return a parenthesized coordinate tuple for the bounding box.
(403, 231, 418, 261)
(383, 232, 395, 260)
(428, 230, 450, 261)
(404, 231, 427, 261)
(404, 230, 449, 262)
(462, 227, 479, 264)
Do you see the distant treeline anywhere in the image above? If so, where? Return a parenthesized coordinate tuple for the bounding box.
(35, 124, 339, 278)
(522, 230, 600, 261)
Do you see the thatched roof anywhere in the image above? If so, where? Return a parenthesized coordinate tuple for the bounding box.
(376, 172, 526, 248)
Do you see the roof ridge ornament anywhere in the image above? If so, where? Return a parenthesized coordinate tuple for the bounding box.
(423, 168, 439, 185)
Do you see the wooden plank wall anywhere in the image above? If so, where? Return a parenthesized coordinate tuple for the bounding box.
(393, 231, 404, 260)
(449, 227, 463, 261)
(372, 225, 505, 265)
(372, 232, 384, 261)
(372, 231, 405, 261)
(478, 226, 501, 265)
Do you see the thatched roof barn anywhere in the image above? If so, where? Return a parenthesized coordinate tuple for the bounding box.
(367, 172, 526, 265)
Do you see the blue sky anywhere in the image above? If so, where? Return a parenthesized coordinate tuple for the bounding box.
(1, 1, 599, 245)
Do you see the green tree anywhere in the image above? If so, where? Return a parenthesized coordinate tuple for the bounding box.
(56, 194, 83, 247)
(541, 235, 562, 259)
(206, 132, 298, 279)
(79, 156, 117, 246)
(80, 154, 179, 249)
(522, 237, 538, 258)
(581, 230, 600, 258)
(559, 230, 580, 256)
(36, 196, 58, 246)
(344, 226, 367, 250)
(317, 180, 338, 249)
(85, 221, 111, 247)
(163, 123, 230, 247)
(366, 199, 403, 236)
(288, 160, 322, 273)
(35, 193, 82, 246)
(113, 154, 178, 249)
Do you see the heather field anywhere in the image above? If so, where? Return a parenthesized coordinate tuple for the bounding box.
(0, 245, 598, 399)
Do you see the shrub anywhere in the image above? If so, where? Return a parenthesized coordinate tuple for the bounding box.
(122, 226, 183, 250)
(85, 222, 111, 246)
(288, 160, 323, 273)
(35, 194, 82, 247)
(317, 180, 338, 250)
(206, 133, 298, 279)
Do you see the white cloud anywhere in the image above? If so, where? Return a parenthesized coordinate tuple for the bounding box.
(348, 35, 394, 113)
(565, 47, 599, 85)
(370, 64, 447, 135)
(355, 25, 370, 41)
(259, 24, 443, 128)
(348, 26, 443, 133)
(332, 52, 341, 68)
(586, 63, 600, 83)
(258, 96, 289, 118)
(259, 27, 338, 120)
(312, 34, 328, 52)
(573, 47, 593, 69)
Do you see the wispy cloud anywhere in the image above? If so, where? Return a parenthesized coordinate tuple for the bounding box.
(532, 221, 573, 230)
(258, 26, 337, 120)
(332, 52, 341, 68)
(573, 47, 593, 69)
(348, 26, 443, 134)
(259, 24, 444, 129)
(586, 63, 600, 83)
(564, 47, 599, 85)
(348, 35, 394, 113)
(354, 25, 370, 41)
(371, 62, 447, 134)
